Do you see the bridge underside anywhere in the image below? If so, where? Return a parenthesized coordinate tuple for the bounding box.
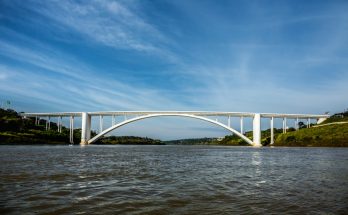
(85, 113, 258, 146)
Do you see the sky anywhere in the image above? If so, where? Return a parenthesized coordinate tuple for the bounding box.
(0, 0, 348, 140)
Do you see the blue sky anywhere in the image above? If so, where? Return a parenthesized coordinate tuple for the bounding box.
(0, 0, 348, 140)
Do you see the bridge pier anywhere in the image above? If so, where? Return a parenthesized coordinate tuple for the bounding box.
(253, 114, 262, 147)
(270, 117, 274, 145)
(99, 115, 103, 133)
(308, 118, 311, 128)
(45, 117, 49, 130)
(112, 115, 116, 126)
(296, 118, 299, 130)
(282, 118, 285, 133)
(69, 116, 74, 144)
(81, 112, 91, 145)
(57, 116, 62, 133)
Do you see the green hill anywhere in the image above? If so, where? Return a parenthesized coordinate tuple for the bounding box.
(274, 123, 348, 147)
(273, 111, 348, 147)
(318, 111, 348, 124)
(0, 108, 83, 144)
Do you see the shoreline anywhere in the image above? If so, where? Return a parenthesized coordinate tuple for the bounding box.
(1, 142, 347, 147)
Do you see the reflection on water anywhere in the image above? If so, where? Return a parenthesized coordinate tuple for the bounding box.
(1, 145, 348, 214)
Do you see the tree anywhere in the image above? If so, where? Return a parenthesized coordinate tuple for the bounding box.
(298, 121, 306, 129)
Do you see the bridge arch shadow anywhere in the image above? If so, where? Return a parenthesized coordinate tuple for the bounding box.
(88, 114, 254, 145)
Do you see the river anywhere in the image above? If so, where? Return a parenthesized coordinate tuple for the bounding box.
(1, 145, 348, 214)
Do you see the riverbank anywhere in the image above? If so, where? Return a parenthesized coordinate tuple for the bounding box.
(0, 130, 72, 145)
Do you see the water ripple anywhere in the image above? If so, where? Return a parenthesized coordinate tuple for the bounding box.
(0, 145, 348, 214)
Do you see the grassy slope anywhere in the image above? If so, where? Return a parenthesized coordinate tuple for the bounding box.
(274, 123, 348, 147)
(0, 127, 82, 145)
(320, 117, 348, 124)
(320, 111, 348, 124)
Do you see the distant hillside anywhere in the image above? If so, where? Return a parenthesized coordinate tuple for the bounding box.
(164, 137, 219, 145)
(95, 136, 164, 145)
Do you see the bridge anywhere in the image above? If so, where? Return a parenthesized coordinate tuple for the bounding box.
(21, 111, 329, 147)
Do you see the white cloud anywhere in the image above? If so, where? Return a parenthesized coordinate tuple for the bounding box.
(0, 35, 190, 111)
(24, 0, 170, 54)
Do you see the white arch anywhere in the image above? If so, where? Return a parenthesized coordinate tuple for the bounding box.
(88, 113, 254, 145)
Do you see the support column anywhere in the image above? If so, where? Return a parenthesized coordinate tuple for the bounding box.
(308, 118, 311, 128)
(45, 117, 48, 131)
(228, 116, 231, 127)
(284, 117, 287, 133)
(270, 117, 274, 145)
(282, 118, 285, 133)
(59, 116, 62, 133)
(307, 118, 309, 128)
(240, 116, 244, 134)
(69, 116, 74, 144)
(81, 112, 91, 145)
(48, 117, 51, 130)
(252, 114, 262, 147)
(112, 115, 116, 126)
(296, 118, 299, 130)
(99, 115, 103, 133)
(87, 115, 91, 140)
(57, 117, 60, 132)
(35, 116, 38, 126)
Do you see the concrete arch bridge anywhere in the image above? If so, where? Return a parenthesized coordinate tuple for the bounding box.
(21, 111, 329, 147)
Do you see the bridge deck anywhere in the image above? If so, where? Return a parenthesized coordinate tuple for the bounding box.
(21, 111, 330, 119)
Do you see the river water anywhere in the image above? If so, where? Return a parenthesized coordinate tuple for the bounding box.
(0, 145, 348, 214)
